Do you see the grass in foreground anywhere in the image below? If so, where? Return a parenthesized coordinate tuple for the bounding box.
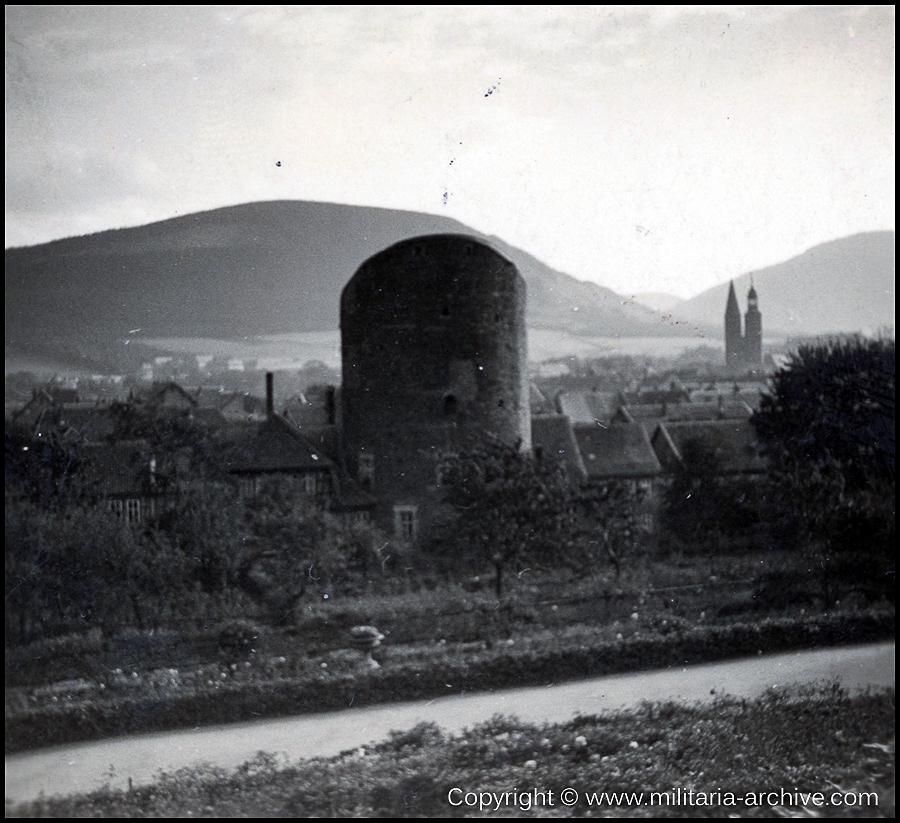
(8, 684, 894, 818)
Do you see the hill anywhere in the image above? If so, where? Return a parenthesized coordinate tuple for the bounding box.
(5, 201, 676, 372)
(671, 232, 894, 337)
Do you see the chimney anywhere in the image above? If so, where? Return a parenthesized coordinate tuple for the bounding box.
(266, 372, 274, 417)
(326, 385, 336, 425)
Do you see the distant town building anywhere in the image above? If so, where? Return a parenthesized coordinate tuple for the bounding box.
(724, 281, 763, 371)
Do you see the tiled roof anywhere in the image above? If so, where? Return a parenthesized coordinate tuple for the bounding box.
(57, 405, 123, 443)
(531, 414, 587, 480)
(664, 400, 753, 422)
(651, 420, 767, 474)
(218, 415, 336, 474)
(573, 423, 662, 479)
(555, 391, 623, 424)
(621, 388, 690, 405)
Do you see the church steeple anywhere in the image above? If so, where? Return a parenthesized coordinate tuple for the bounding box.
(724, 279, 763, 371)
(743, 279, 762, 367)
(724, 281, 743, 369)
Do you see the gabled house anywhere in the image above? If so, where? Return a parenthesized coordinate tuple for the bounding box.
(555, 390, 625, 426)
(195, 387, 267, 422)
(215, 376, 375, 524)
(218, 415, 337, 500)
(8, 389, 57, 435)
(611, 403, 667, 430)
(658, 398, 753, 423)
(138, 381, 198, 410)
(80, 439, 168, 525)
(573, 422, 663, 487)
(531, 414, 587, 482)
(571, 421, 663, 531)
(56, 404, 125, 444)
(650, 419, 767, 476)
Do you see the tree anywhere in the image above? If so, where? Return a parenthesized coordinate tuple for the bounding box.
(659, 437, 761, 552)
(754, 336, 894, 489)
(431, 436, 582, 595)
(5, 423, 84, 509)
(752, 336, 894, 606)
(239, 477, 390, 623)
(575, 479, 642, 578)
(156, 483, 249, 594)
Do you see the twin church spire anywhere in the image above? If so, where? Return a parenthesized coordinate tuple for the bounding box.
(725, 280, 762, 371)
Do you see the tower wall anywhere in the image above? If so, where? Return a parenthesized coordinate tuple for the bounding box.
(340, 234, 530, 536)
(744, 307, 762, 366)
(724, 283, 744, 370)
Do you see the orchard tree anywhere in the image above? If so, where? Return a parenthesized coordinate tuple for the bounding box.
(659, 437, 762, 553)
(575, 479, 642, 578)
(432, 436, 581, 595)
(241, 477, 389, 623)
(753, 336, 894, 489)
(752, 336, 894, 605)
(5, 423, 84, 509)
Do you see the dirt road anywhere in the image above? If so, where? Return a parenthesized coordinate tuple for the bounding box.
(5, 641, 894, 805)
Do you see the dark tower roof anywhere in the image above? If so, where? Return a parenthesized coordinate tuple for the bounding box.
(725, 281, 741, 316)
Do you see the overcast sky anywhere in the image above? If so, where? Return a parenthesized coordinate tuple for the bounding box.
(5, 5, 894, 298)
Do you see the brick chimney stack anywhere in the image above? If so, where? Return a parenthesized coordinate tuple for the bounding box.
(266, 372, 274, 417)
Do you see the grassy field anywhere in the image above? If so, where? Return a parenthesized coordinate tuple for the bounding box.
(7, 684, 894, 818)
(6, 549, 895, 753)
(6, 594, 893, 753)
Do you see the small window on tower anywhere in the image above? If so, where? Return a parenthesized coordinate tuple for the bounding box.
(358, 453, 375, 489)
(443, 395, 458, 415)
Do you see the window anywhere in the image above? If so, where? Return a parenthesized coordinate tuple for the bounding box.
(126, 498, 142, 524)
(394, 505, 418, 541)
(239, 476, 259, 498)
(358, 453, 375, 489)
(345, 510, 371, 526)
(108, 498, 152, 525)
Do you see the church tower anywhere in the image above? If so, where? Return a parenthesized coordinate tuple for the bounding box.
(743, 281, 762, 368)
(724, 281, 743, 370)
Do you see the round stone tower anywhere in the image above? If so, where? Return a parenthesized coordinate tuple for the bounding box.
(340, 234, 530, 540)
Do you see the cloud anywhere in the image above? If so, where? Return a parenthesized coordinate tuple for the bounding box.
(5, 5, 894, 296)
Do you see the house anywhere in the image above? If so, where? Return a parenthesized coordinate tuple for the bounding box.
(572, 421, 663, 530)
(573, 422, 663, 488)
(138, 381, 198, 410)
(80, 439, 168, 525)
(195, 387, 267, 422)
(214, 376, 375, 524)
(555, 390, 624, 426)
(531, 414, 587, 482)
(662, 398, 754, 422)
(650, 419, 767, 476)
